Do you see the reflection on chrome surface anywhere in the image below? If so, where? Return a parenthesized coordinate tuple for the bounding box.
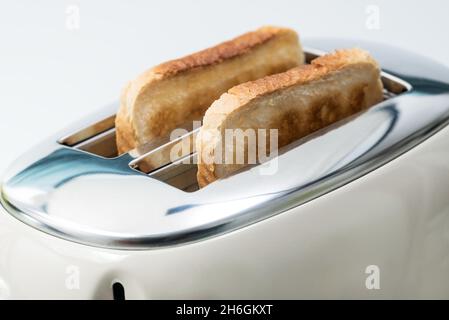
(2, 41, 449, 249)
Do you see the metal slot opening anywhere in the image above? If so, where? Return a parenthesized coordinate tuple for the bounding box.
(72, 128, 117, 158)
(59, 115, 118, 158)
(57, 49, 412, 192)
(148, 153, 199, 192)
(304, 49, 411, 96)
(112, 282, 125, 300)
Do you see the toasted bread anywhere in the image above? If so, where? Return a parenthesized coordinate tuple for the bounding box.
(196, 48, 384, 187)
(116, 26, 304, 154)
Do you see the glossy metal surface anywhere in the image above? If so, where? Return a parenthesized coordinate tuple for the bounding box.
(2, 40, 449, 249)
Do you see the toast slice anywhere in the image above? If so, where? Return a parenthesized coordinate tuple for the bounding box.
(116, 26, 304, 154)
(196, 48, 384, 187)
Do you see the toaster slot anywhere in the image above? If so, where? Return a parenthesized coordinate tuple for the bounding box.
(149, 154, 199, 192)
(60, 115, 116, 146)
(59, 115, 119, 158)
(306, 48, 411, 97)
(129, 128, 200, 192)
(129, 126, 198, 170)
(70, 128, 118, 158)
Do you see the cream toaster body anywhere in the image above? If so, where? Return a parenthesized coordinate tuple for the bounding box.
(1, 39, 449, 299)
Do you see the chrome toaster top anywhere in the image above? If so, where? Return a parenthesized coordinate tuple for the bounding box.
(2, 39, 449, 249)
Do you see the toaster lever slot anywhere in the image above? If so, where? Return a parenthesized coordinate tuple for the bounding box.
(112, 282, 125, 300)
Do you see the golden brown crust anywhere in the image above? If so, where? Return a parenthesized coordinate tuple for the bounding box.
(116, 26, 302, 155)
(197, 48, 384, 187)
(227, 48, 379, 106)
(115, 82, 137, 154)
(115, 106, 135, 154)
(122, 26, 299, 120)
(152, 26, 295, 78)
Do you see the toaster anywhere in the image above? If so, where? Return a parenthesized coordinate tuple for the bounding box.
(1, 39, 449, 299)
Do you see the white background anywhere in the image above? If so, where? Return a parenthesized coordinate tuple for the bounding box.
(0, 0, 448, 172)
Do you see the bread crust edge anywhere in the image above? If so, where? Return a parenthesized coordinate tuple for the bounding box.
(115, 26, 300, 155)
(196, 48, 383, 187)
